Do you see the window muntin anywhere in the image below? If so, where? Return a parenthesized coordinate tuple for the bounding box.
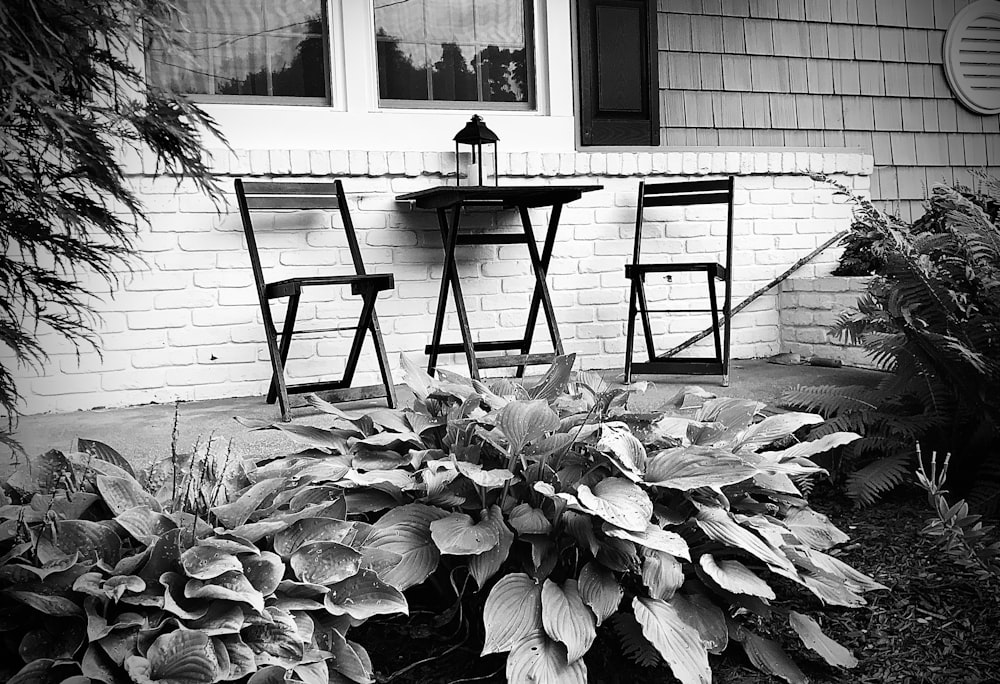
(145, 0, 328, 103)
(374, 0, 533, 108)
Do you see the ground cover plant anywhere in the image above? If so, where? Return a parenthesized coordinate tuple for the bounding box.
(0, 355, 886, 684)
(781, 175, 1000, 508)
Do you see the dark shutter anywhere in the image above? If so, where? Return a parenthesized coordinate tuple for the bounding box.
(577, 0, 659, 146)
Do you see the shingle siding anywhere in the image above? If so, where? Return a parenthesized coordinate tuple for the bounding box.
(657, 1, 1000, 216)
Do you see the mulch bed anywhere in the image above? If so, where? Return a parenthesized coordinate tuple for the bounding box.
(352, 486, 1000, 684)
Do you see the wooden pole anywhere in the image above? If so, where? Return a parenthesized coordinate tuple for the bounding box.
(659, 229, 850, 358)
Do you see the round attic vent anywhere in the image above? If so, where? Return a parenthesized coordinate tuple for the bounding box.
(943, 0, 1000, 115)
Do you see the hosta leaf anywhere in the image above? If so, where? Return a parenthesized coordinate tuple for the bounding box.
(698, 554, 776, 600)
(246, 665, 286, 684)
(506, 632, 587, 684)
(429, 512, 500, 555)
(274, 518, 369, 558)
(11, 551, 79, 581)
(527, 353, 577, 402)
(323, 569, 408, 620)
(604, 523, 690, 560)
(116, 506, 178, 546)
(103, 575, 145, 602)
(733, 626, 808, 684)
(161, 572, 211, 620)
(598, 428, 647, 482)
(211, 480, 285, 529)
(292, 461, 351, 485)
(522, 432, 574, 458)
(673, 593, 728, 655)
(788, 611, 858, 668)
(365, 503, 448, 590)
(326, 629, 375, 684)
(264, 423, 356, 453)
(454, 461, 515, 489)
(799, 572, 867, 607)
(694, 397, 765, 428)
(482, 573, 542, 656)
(96, 475, 160, 516)
(126, 630, 222, 684)
(400, 353, 434, 401)
(229, 521, 288, 543)
(577, 562, 622, 626)
(575, 478, 652, 532)
(563, 511, 600, 556)
(498, 400, 561, 454)
(180, 546, 242, 580)
(277, 579, 328, 597)
(286, 485, 346, 515)
(694, 507, 797, 576)
(644, 446, 757, 490)
(342, 469, 415, 489)
(294, 660, 328, 684)
(290, 542, 362, 585)
(735, 413, 824, 452)
(784, 507, 850, 551)
(768, 431, 861, 461)
(632, 597, 710, 684)
(185, 570, 266, 613)
(217, 635, 257, 680)
(542, 579, 596, 662)
(469, 505, 514, 589)
(241, 552, 284, 595)
(39, 520, 121, 566)
(32, 492, 100, 520)
(82, 643, 118, 684)
(595, 535, 639, 574)
(78, 438, 135, 478)
(189, 603, 245, 636)
(18, 622, 86, 661)
(242, 608, 305, 667)
(509, 504, 552, 534)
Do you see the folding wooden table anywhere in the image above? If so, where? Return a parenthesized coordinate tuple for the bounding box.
(396, 185, 602, 379)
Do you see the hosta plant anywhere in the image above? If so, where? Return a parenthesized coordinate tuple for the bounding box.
(0, 434, 408, 684)
(238, 354, 885, 683)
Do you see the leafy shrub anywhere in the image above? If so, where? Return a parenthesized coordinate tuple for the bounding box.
(915, 447, 1000, 583)
(0, 355, 884, 684)
(782, 175, 1000, 508)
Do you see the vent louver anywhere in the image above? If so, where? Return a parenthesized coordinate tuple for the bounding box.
(944, 0, 1000, 115)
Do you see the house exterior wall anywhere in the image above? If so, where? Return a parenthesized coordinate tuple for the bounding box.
(778, 275, 876, 368)
(655, 0, 1000, 220)
(11, 149, 869, 415)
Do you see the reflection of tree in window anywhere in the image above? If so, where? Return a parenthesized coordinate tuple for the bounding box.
(216, 15, 325, 96)
(432, 43, 476, 101)
(376, 28, 427, 100)
(478, 46, 525, 102)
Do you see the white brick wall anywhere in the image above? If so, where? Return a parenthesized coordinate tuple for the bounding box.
(9, 149, 872, 414)
(778, 276, 878, 369)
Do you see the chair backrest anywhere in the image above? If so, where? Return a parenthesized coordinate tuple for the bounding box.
(632, 177, 735, 267)
(234, 179, 368, 290)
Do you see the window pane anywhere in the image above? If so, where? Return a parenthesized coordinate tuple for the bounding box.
(214, 35, 268, 95)
(271, 35, 327, 97)
(377, 42, 429, 100)
(146, 0, 328, 100)
(475, 0, 523, 44)
(425, 1, 474, 43)
(375, 0, 531, 105)
(479, 46, 527, 102)
(430, 43, 477, 101)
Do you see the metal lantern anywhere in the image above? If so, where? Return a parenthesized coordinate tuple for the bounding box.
(453, 114, 499, 186)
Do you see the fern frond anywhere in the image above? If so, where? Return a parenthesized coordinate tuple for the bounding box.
(846, 452, 912, 506)
(777, 385, 881, 416)
(611, 613, 661, 668)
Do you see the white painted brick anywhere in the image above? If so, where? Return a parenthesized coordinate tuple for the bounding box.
(249, 149, 270, 175)
(289, 150, 311, 174)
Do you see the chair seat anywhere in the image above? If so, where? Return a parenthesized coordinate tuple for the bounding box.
(625, 262, 726, 279)
(265, 273, 394, 299)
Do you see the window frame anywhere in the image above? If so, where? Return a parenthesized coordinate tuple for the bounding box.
(144, 0, 333, 106)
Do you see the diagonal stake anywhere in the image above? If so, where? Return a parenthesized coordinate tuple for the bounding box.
(659, 230, 849, 358)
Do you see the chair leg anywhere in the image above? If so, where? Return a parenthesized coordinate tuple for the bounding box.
(260, 296, 294, 422)
(368, 310, 397, 409)
(636, 276, 656, 362)
(268, 294, 299, 406)
(342, 289, 378, 388)
(722, 279, 732, 388)
(624, 279, 638, 382)
(706, 275, 723, 363)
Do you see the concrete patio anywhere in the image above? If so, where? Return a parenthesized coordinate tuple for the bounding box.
(3, 359, 883, 475)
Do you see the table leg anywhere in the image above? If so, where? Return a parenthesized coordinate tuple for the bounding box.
(428, 206, 480, 379)
(517, 203, 564, 377)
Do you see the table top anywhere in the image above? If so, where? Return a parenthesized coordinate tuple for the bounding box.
(396, 184, 603, 210)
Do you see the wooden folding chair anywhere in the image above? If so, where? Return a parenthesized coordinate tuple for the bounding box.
(624, 177, 735, 386)
(234, 179, 397, 421)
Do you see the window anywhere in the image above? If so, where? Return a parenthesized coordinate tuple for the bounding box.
(374, 0, 533, 108)
(145, 0, 328, 102)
